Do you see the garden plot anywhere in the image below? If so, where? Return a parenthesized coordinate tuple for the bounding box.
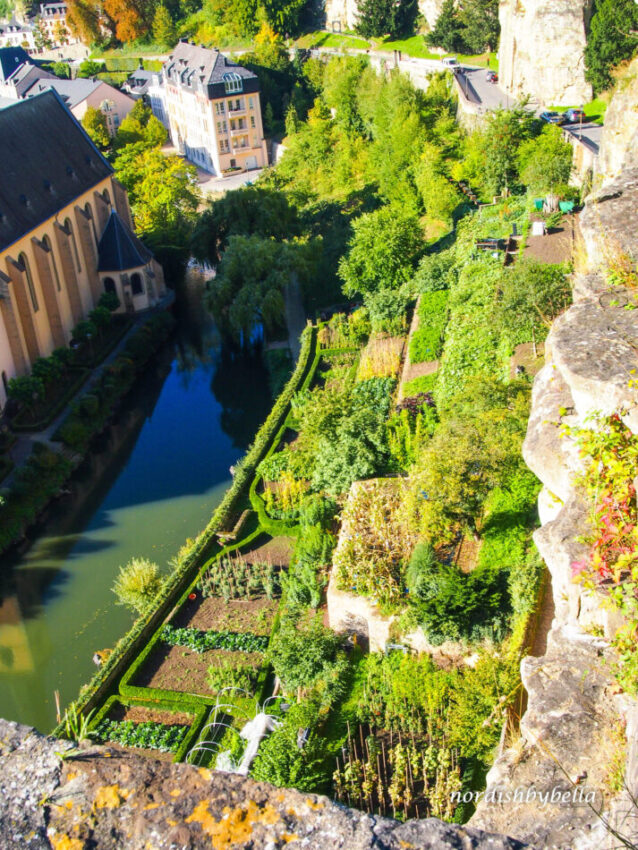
(92, 700, 197, 762)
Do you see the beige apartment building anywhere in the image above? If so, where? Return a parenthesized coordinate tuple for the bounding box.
(0, 90, 165, 409)
(163, 42, 268, 176)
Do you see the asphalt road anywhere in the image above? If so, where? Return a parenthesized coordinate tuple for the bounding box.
(455, 66, 602, 155)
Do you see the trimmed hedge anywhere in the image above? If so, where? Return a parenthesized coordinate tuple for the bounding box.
(55, 326, 317, 735)
(11, 368, 90, 433)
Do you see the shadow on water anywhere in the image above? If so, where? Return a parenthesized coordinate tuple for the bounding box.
(0, 271, 275, 731)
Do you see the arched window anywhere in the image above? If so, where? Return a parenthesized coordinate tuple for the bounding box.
(85, 203, 98, 247)
(223, 72, 243, 94)
(18, 252, 38, 312)
(42, 235, 61, 292)
(64, 218, 81, 273)
(103, 277, 116, 294)
(130, 272, 143, 295)
(102, 189, 111, 206)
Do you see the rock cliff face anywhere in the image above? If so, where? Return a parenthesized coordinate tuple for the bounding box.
(470, 155, 638, 847)
(498, 0, 593, 107)
(596, 56, 638, 184)
(322, 0, 443, 35)
(0, 719, 528, 849)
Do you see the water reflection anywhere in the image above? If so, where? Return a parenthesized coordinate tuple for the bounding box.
(0, 272, 273, 731)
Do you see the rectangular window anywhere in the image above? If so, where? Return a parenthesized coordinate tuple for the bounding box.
(250, 116, 255, 128)
(248, 97, 253, 109)
(216, 120, 222, 134)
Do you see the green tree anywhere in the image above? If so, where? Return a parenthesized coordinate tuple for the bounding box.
(113, 100, 167, 149)
(338, 205, 423, 297)
(459, 0, 499, 53)
(77, 58, 106, 78)
(152, 3, 176, 46)
(82, 106, 110, 150)
(497, 259, 571, 344)
(7, 376, 45, 413)
(476, 107, 535, 195)
(51, 61, 71, 79)
(261, 0, 307, 36)
(415, 142, 461, 223)
(585, 0, 638, 93)
(285, 101, 301, 136)
(517, 125, 573, 192)
(356, 0, 417, 38)
(426, 0, 463, 52)
(112, 557, 162, 615)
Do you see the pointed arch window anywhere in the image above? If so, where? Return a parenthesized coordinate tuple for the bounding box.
(42, 235, 61, 292)
(64, 218, 81, 273)
(18, 252, 39, 312)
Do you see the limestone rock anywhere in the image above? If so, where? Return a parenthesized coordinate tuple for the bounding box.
(579, 167, 638, 271)
(0, 719, 529, 850)
(498, 0, 593, 107)
(419, 0, 445, 30)
(597, 56, 638, 184)
(320, 0, 443, 37)
(522, 361, 584, 504)
(471, 627, 622, 849)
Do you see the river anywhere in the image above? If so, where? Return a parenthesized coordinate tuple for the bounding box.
(0, 274, 274, 732)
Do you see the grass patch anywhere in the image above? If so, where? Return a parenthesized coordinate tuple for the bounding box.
(375, 35, 438, 59)
(402, 372, 438, 396)
(295, 30, 371, 50)
(550, 98, 608, 125)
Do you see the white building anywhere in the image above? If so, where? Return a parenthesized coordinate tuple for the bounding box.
(163, 42, 268, 176)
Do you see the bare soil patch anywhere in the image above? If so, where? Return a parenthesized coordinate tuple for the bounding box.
(136, 643, 264, 696)
(510, 341, 545, 380)
(524, 216, 575, 265)
(241, 535, 295, 567)
(171, 595, 278, 635)
(454, 536, 482, 574)
(402, 359, 439, 383)
(109, 703, 194, 726)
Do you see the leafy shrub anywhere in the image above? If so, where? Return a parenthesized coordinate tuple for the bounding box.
(268, 615, 347, 704)
(409, 291, 449, 363)
(283, 525, 335, 608)
(402, 374, 438, 397)
(250, 701, 330, 793)
(99, 291, 121, 312)
(298, 493, 337, 529)
(112, 558, 163, 615)
(412, 252, 456, 293)
(161, 624, 269, 654)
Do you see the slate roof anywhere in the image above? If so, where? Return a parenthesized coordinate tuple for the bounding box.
(97, 210, 152, 272)
(24, 77, 102, 108)
(0, 90, 113, 253)
(164, 41, 259, 100)
(0, 46, 31, 82)
(7, 61, 55, 97)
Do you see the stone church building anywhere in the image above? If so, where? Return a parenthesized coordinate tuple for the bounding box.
(0, 90, 165, 409)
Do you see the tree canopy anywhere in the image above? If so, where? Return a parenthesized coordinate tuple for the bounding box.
(585, 0, 638, 93)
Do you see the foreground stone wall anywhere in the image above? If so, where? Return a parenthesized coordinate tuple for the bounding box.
(0, 719, 528, 849)
(498, 0, 593, 107)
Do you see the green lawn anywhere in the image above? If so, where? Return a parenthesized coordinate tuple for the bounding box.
(295, 30, 371, 51)
(373, 36, 498, 69)
(550, 98, 608, 125)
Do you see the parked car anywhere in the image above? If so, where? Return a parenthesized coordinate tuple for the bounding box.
(540, 111, 567, 125)
(564, 108, 586, 124)
(442, 56, 460, 72)
(485, 70, 498, 83)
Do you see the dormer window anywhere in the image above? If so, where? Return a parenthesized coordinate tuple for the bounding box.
(223, 72, 242, 94)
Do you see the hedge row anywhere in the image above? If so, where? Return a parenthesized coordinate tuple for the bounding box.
(55, 325, 317, 735)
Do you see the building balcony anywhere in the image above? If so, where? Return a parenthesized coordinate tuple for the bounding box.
(228, 105, 246, 115)
(229, 125, 248, 135)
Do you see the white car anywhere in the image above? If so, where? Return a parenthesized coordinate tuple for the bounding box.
(442, 56, 460, 72)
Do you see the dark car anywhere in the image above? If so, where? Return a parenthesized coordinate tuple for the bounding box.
(540, 111, 567, 126)
(564, 108, 586, 123)
(485, 70, 498, 83)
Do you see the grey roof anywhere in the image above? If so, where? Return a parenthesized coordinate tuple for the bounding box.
(0, 46, 31, 82)
(7, 61, 55, 97)
(97, 210, 152, 272)
(164, 42, 259, 100)
(0, 90, 113, 253)
(24, 77, 102, 108)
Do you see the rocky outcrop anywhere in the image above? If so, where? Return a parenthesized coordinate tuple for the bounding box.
(498, 0, 593, 107)
(0, 719, 529, 849)
(597, 57, 638, 184)
(322, 0, 442, 36)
